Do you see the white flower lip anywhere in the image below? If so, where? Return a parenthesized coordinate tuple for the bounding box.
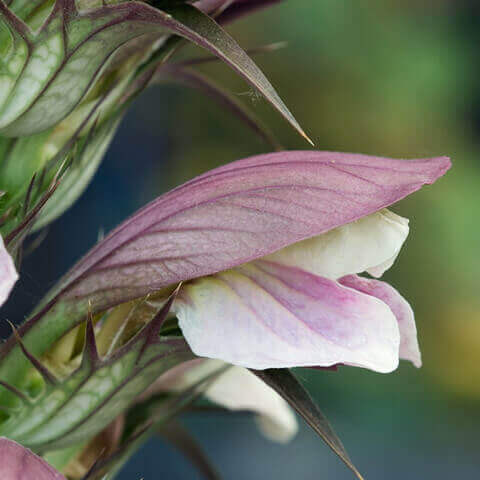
(0, 235, 18, 308)
(264, 209, 409, 280)
(143, 359, 298, 443)
(175, 209, 419, 373)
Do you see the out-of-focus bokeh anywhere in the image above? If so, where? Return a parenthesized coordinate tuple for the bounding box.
(3, 1, 480, 478)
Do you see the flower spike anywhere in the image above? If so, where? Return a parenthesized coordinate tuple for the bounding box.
(0, 1, 32, 41)
(0, 380, 30, 405)
(148, 284, 182, 338)
(135, 284, 184, 366)
(8, 321, 58, 385)
(81, 309, 101, 370)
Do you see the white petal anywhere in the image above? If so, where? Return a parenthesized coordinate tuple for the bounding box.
(202, 361, 298, 443)
(0, 235, 18, 307)
(264, 209, 409, 280)
(144, 359, 298, 443)
(175, 261, 400, 372)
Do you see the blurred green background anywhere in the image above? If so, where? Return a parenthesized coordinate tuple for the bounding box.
(4, 0, 480, 478)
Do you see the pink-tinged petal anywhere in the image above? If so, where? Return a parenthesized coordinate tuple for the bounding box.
(175, 260, 401, 372)
(61, 152, 450, 311)
(0, 438, 65, 480)
(340, 275, 421, 367)
(265, 209, 409, 280)
(0, 235, 18, 307)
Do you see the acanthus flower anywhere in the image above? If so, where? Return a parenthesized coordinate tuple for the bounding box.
(173, 208, 419, 372)
(62, 151, 448, 374)
(0, 150, 450, 384)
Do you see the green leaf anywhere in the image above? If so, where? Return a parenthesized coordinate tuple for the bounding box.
(82, 364, 228, 480)
(0, 24, 181, 240)
(0, 0, 168, 136)
(0, 1, 309, 142)
(253, 369, 364, 480)
(159, 3, 311, 144)
(157, 64, 282, 150)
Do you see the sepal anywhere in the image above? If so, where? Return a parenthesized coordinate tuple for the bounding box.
(0, 290, 195, 451)
(0, 437, 66, 480)
(8, 321, 59, 386)
(77, 363, 228, 480)
(254, 368, 364, 480)
(0, 0, 306, 139)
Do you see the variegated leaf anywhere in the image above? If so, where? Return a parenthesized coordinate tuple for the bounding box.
(0, 0, 306, 140)
(0, 296, 194, 450)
